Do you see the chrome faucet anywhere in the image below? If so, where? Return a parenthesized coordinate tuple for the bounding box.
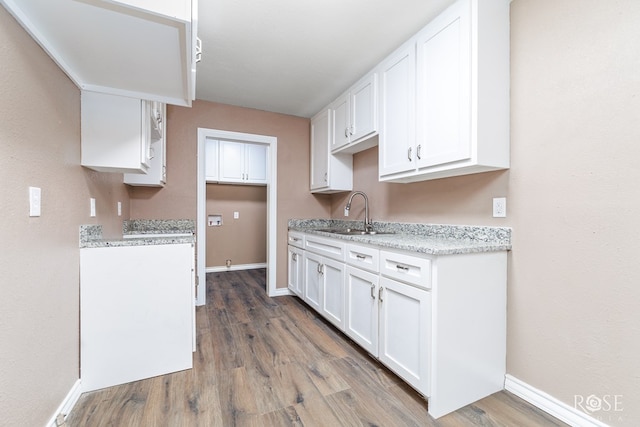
(345, 191, 373, 232)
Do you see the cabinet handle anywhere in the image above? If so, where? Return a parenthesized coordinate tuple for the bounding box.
(408, 147, 413, 161)
(350, 125, 355, 136)
(355, 254, 366, 260)
(417, 144, 422, 160)
(324, 172, 328, 183)
(396, 264, 410, 272)
(345, 128, 349, 138)
(292, 253, 297, 262)
(370, 284, 376, 299)
(379, 286, 384, 302)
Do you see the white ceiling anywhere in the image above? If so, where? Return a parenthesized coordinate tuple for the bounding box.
(195, 0, 456, 118)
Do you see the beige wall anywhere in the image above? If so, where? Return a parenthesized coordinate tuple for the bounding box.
(206, 184, 267, 267)
(0, 8, 131, 426)
(328, 1, 640, 424)
(129, 101, 331, 287)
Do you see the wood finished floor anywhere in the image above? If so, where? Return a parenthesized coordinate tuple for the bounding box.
(68, 269, 567, 427)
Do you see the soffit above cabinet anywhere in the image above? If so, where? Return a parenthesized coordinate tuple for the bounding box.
(1, 0, 195, 106)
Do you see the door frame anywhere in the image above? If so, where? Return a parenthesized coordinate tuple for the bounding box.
(196, 128, 278, 305)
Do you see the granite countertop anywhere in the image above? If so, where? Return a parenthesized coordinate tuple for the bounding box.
(288, 219, 511, 255)
(80, 220, 195, 249)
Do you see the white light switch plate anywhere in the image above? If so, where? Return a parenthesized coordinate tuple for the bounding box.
(233, 211, 239, 219)
(90, 198, 96, 217)
(29, 186, 41, 217)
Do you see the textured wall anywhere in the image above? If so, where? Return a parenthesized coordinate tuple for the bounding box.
(0, 8, 130, 426)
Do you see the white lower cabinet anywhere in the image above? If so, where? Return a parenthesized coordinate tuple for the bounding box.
(378, 276, 430, 394)
(303, 251, 346, 330)
(345, 266, 379, 356)
(287, 245, 303, 297)
(289, 231, 507, 419)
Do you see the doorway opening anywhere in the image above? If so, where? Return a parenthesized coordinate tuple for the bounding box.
(196, 129, 277, 305)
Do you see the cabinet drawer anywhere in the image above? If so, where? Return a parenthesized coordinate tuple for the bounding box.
(346, 243, 379, 273)
(288, 231, 305, 249)
(379, 250, 431, 289)
(304, 235, 346, 262)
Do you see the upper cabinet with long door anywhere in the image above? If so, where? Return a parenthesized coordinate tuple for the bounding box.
(1, 0, 200, 106)
(378, 0, 509, 182)
(310, 108, 352, 193)
(331, 72, 379, 154)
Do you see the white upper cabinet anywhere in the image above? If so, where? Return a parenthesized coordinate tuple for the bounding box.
(331, 72, 379, 155)
(1, 0, 199, 106)
(310, 108, 353, 193)
(218, 141, 267, 185)
(204, 139, 219, 182)
(378, 38, 416, 176)
(81, 91, 154, 174)
(124, 102, 167, 186)
(378, 0, 509, 182)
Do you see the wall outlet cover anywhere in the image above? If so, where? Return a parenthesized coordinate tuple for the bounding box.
(493, 197, 506, 218)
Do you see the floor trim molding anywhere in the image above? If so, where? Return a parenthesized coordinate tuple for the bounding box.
(46, 379, 82, 427)
(505, 375, 611, 427)
(206, 263, 267, 273)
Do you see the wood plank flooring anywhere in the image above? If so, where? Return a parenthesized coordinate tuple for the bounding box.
(67, 269, 567, 427)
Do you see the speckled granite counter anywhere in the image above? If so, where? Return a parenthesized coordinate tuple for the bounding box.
(123, 219, 195, 236)
(80, 222, 195, 249)
(288, 219, 511, 255)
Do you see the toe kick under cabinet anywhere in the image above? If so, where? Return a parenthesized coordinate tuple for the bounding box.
(288, 231, 507, 419)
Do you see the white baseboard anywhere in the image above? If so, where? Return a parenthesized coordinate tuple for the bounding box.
(270, 286, 293, 297)
(46, 379, 82, 427)
(505, 375, 611, 427)
(206, 263, 267, 273)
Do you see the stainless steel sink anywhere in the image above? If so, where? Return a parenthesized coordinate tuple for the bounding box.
(316, 228, 394, 236)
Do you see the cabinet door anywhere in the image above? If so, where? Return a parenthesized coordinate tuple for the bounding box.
(345, 266, 379, 356)
(303, 252, 323, 312)
(124, 102, 167, 187)
(320, 257, 346, 330)
(415, 0, 471, 169)
(205, 138, 219, 182)
(287, 245, 303, 297)
(245, 143, 268, 184)
(219, 140, 245, 183)
(379, 277, 431, 395)
(331, 93, 350, 151)
(350, 73, 377, 143)
(378, 40, 416, 177)
(310, 109, 330, 190)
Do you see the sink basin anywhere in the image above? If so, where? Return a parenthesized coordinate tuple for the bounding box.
(316, 228, 394, 236)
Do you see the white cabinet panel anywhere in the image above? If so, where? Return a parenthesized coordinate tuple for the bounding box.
(310, 108, 352, 193)
(320, 258, 346, 330)
(81, 91, 151, 174)
(205, 138, 219, 182)
(345, 266, 379, 356)
(80, 243, 194, 392)
(303, 251, 323, 313)
(287, 245, 304, 297)
(124, 102, 167, 186)
(379, 276, 431, 395)
(416, 0, 471, 168)
(331, 72, 379, 155)
(217, 140, 267, 185)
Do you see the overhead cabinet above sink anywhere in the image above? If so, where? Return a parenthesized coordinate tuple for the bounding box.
(0, 0, 200, 106)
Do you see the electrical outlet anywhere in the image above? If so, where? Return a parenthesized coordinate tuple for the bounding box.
(493, 197, 506, 218)
(117, 201, 122, 217)
(90, 198, 96, 217)
(233, 211, 239, 219)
